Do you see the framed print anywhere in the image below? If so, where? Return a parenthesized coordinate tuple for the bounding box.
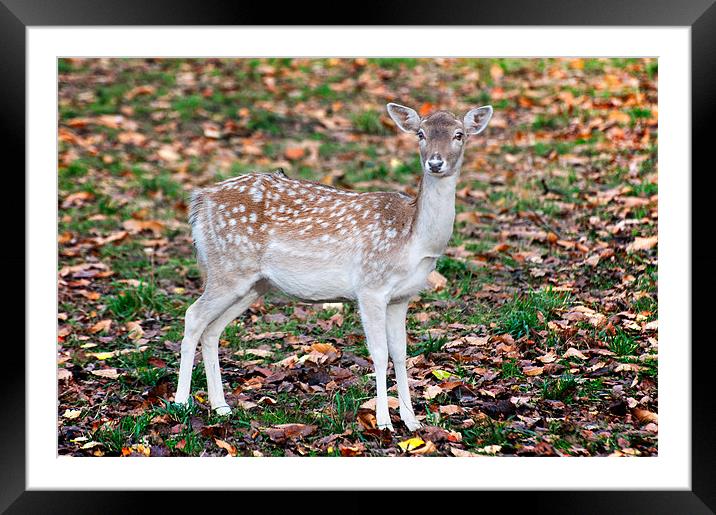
(3, 0, 715, 512)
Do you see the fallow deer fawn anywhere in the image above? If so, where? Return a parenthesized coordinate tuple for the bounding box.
(175, 103, 493, 431)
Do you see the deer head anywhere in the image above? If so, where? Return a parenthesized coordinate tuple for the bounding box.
(386, 103, 493, 177)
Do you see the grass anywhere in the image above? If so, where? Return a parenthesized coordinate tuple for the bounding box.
(604, 329, 640, 356)
(106, 282, 171, 321)
(409, 333, 448, 357)
(321, 387, 369, 434)
(541, 374, 578, 401)
(247, 109, 284, 135)
(497, 288, 571, 339)
(351, 110, 385, 135)
(93, 412, 154, 454)
(501, 359, 523, 379)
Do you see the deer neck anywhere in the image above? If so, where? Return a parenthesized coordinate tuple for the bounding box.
(410, 170, 459, 257)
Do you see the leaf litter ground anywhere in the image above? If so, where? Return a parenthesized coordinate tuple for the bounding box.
(58, 58, 658, 457)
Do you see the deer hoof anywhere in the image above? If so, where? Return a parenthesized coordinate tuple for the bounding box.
(403, 418, 422, 432)
(214, 405, 232, 416)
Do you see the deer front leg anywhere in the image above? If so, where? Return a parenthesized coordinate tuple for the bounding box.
(358, 293, 392, 431)
(387, 301, 421, 431)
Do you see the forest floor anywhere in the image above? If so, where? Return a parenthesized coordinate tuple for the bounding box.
(58, 57, 658, 457)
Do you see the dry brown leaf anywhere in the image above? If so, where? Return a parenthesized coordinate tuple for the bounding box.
(563, 348, 588, 360)
(339, 442, 366, 456)
(126, 321, 144, 340)
(439, 404, 463, 416)
(214, 438, 237, 456)
(522, 366, 544, 376)
(357, 411, 377, 430)
(89, 319, 112, 334)
(450, 446, 480, 457)
(157, 145, 181, 162)
(608, 110, 631, 124)
(310, 342, 338, 355)
(423, 384, 443, 400)
(284, 146, 305, 160)
(360, 397, 400, 411)
(632, 408, 658, 425)
(91, 368, 120, 379)
(627, 236, 658, 253)
(537, 351, 557, 364)
(427, 270, 447, 291)
(122, 219, 165, 236)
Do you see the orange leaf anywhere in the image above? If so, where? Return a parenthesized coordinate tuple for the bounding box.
(418, 102, 434, 117)
(214, 438, 237, 456)
(122, 219, 165, 236)
(89, 319, 112, 334)
(284, 146, 305, 160)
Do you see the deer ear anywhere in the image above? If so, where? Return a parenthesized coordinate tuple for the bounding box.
(386, 103, 421, 133)
(463, 106, 493, 136)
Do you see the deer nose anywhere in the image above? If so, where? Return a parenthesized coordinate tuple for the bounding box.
(428, 155, 444, 173)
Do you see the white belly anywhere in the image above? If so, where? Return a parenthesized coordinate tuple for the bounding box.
(262, 240, 357, 302)
(265, 265, 354, 302)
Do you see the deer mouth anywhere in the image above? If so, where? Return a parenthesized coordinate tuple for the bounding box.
(426, 168, 454, 178)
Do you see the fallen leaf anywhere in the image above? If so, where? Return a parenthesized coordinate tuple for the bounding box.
(432, 369, 452, 381)
(522, 366, 544, 376)
(360, 397, 400, 410)
(122, 219, 165, 236)
(478, 444, 502, 455)
(427, 270, 447, 291)
(126, 321, 144, 340)
(157, 145, 181, 162)
(563, 348, 588, 360)
(264, 423, 317, 443)
(627, 236, 657, 253)
(339, 442, 366, 456)
(235, 348, 273, 358)
(398, 437, 425, 452)
(284, 146, 305, 160)
(357, 411, 377, 430)
(214, 438, 237, 456)
(410, 440, 437, 455)
(88, 319, 112, 334)
(451, 447, 480, 457)
(424, 384, 443, 400)
(632, 408, 658, 425)
(90, 351, 116, 361)
(439, 404, 463, 416)
(91, 368, 120, 379)
(310, 342, 338, 355)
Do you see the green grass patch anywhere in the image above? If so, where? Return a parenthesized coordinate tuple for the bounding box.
(105, 282, 171, 321)
(497, 288, 571, 339)
(540, 374, 577, 401)
(351, 110, 385, 135)
(603, 329, 639, 356)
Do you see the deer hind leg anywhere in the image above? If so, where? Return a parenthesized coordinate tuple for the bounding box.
(175, 278, 254, 406)
(358, 293, 393, 431)
(200, 283, 266, 415)
(387, 301, 421, 431)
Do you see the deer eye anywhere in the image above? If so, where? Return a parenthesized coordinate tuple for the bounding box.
(454, 132, 464, 141)
(417, 130, 425, 140)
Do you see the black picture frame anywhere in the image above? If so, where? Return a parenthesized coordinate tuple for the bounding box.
(3, 1, 714, 512)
